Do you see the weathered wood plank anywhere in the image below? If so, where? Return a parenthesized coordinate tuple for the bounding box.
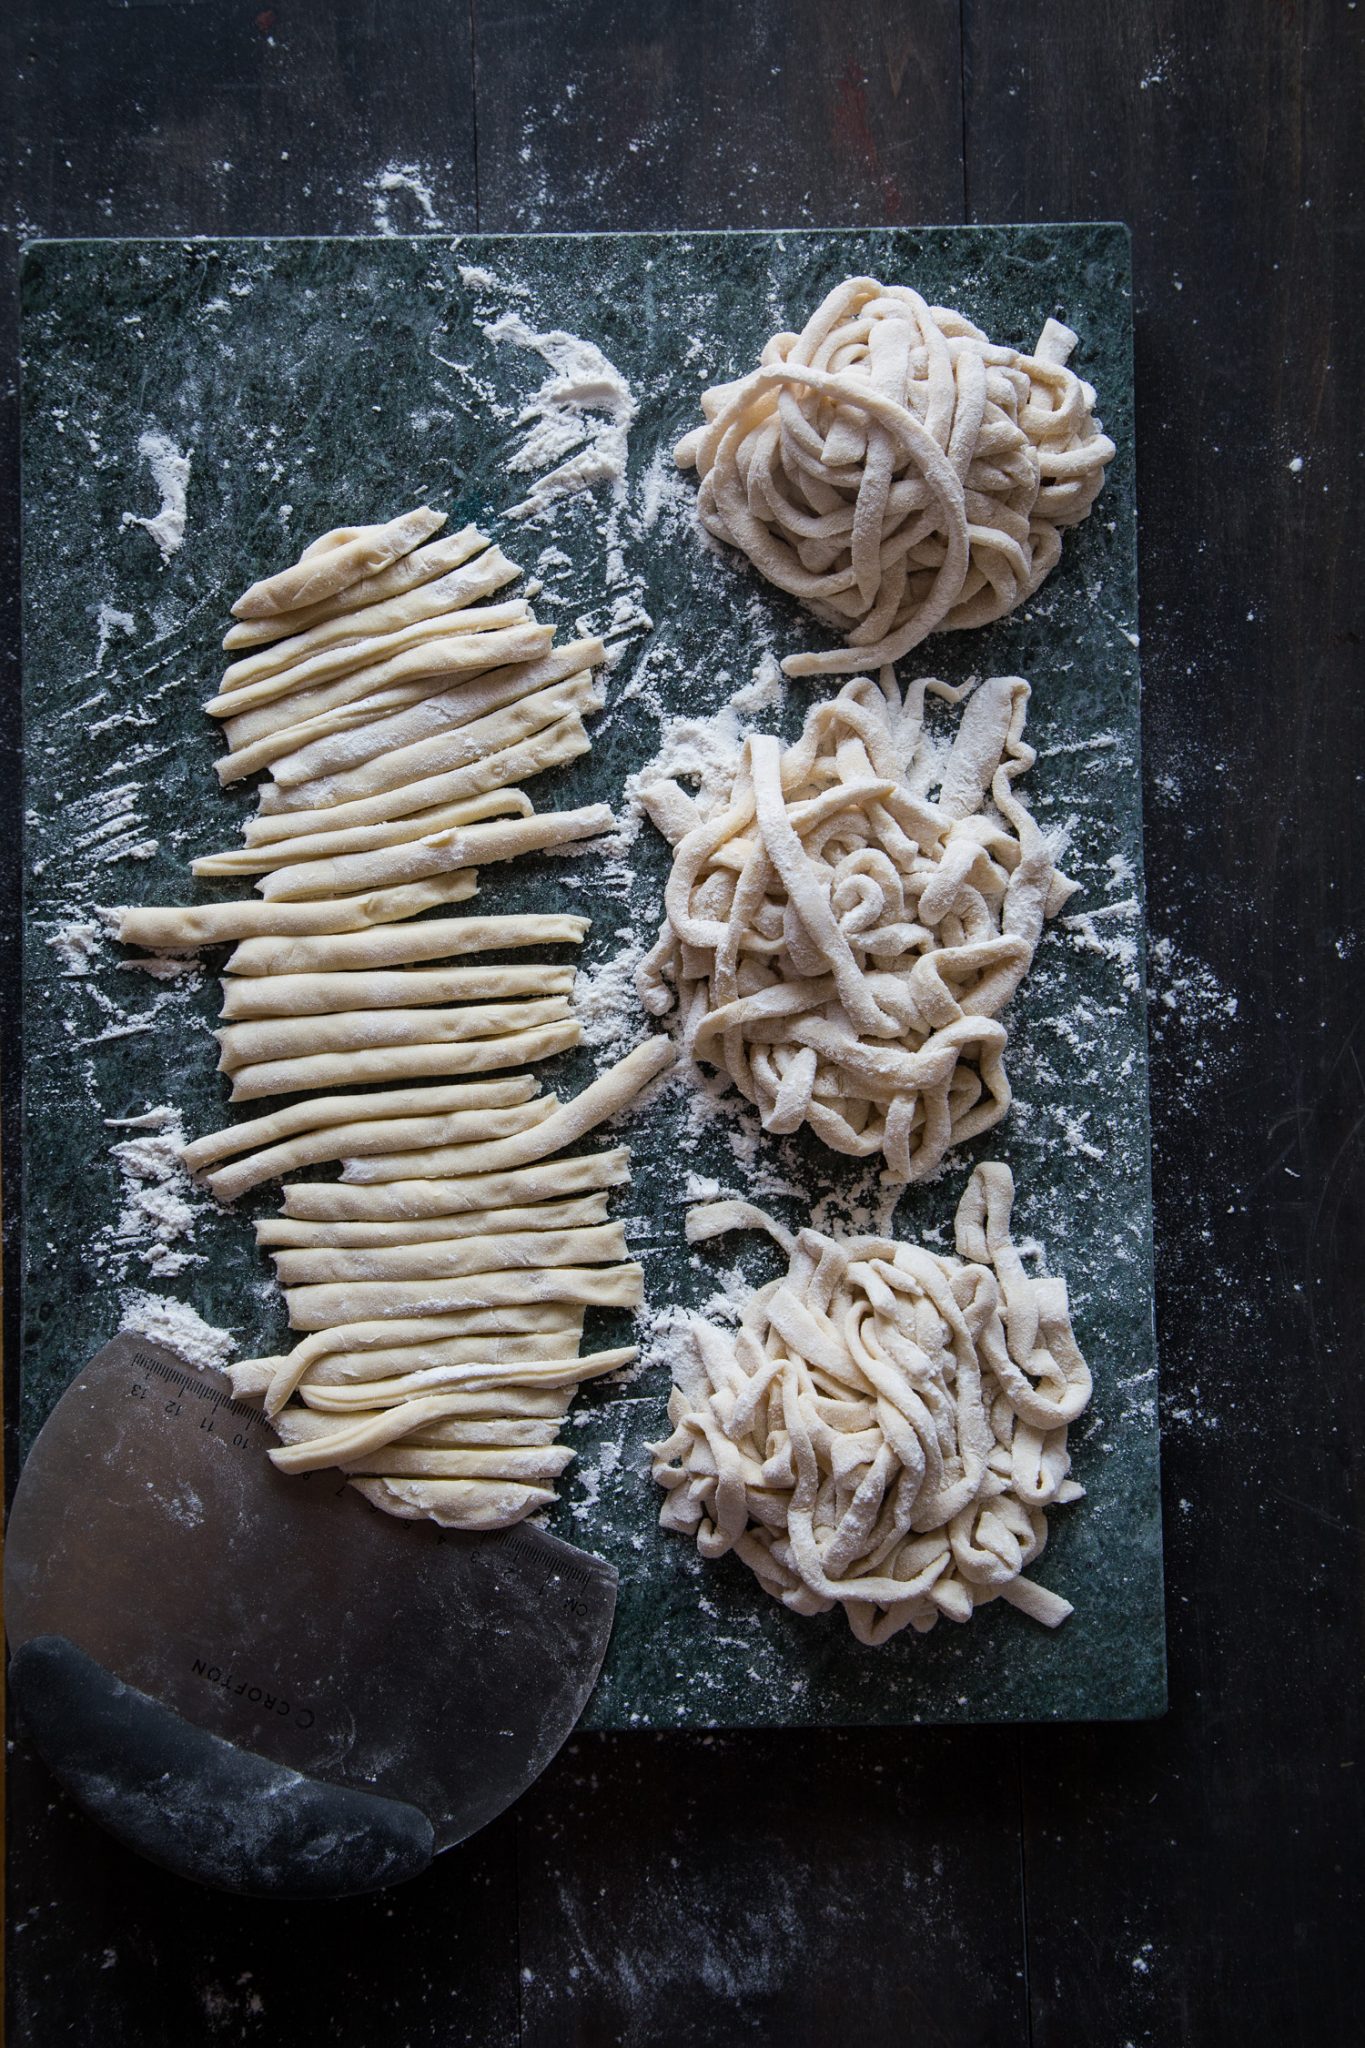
(9, 0, 477, 236)
(964, 1, 1365, 2041)
(473, 0, 965, 230)
(517, 1727, 1026, 2048)
(7, 1745, 520, 2047)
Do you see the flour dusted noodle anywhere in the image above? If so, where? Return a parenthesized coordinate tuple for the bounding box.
(674, 277, 1114, 674)
(651, 1163, 1090, 1645)
(637, 671, 1074, 1181)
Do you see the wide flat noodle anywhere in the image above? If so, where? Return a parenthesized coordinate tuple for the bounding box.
(225, 1014, 581, 1101)
(215, 994, 573, 1071)
(637, 672, 1072, 1181)
(224, 911, 587, 978)
(254, 1192, 611, 1247)
(221, 526, 491, 652)
(216, 547, 522, 697)
(337, 1038, 674, 1181)
(284, 1262, 644, 1331)
(191, 1097, 555, 1200)
(653, 1162, 1090, 1646)
(254, 803, 614, 903)
(269, 1220, 627, 1286)
(280, 1146, 631, 1221)
(246, 713, 592, 842)
(217, 619, 552, 763)
(231, 507, 447, 621)
(270, 637, 602, 790)
(674, 278, 1114, 673)
(109, 869, 477, 953)
(219, 961, 575, 1018)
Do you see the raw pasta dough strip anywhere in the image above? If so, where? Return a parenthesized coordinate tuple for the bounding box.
(231, 508, 446, 622)
(222, 668, 477, 761)
(297, 1349, 631, 1408)
(197, 700, 602, 881)
(267, 672, 602, 814)
(270, 1220, 628, 1286)
(270, 1397, 578, 1475)
(224, 911, 588, 978)
(232, 1336, 586, 1398)
(222, 527, 491, 652)
(109, 870, 478, 954)
(221, 651, 530, 757)
(269, 637, 603, 790)
(219, 962, 576, 1018)
(220, 572, 529, 720)
(215, 995, 573, 1071)
(254, 1192, 612, 1247)
(255, 804, 614, 904)
(182, 1074, 542, 1171)
(337, 1039, 673, 1183)
(226, 1015, 581, 1102)
(226, 1376, 571, 1414)
(235, 1314, 588, 1412)
(194, 792, 536, 877)
(203, 1103, 559, 1200)
(215, 620, 552, 761)
(216, 547, 522, 696)
(284, 1262, 644, 1331)
(280, 1145, 631, 1221)
(231, 1306, 584, 1410)
(245, 713, 592, 843)
(344, 1477, 556, 1529)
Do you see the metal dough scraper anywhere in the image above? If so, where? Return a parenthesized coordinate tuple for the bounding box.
(4, 1332, 617, 1898)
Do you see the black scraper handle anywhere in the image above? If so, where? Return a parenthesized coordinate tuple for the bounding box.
(9, 1636, 434, 1899)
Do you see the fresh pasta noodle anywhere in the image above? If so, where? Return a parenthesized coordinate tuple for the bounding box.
(637, 670, 1073, 1181)
(674, 276, 1115, 674)
(107, 502, 667, 1533)
(652, 1163, 1090, 1645)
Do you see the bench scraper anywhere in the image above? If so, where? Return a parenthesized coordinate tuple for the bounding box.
(4, 1332, 617, 1898)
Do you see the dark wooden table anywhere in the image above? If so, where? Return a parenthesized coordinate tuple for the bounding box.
(2, 5, 1361, 2043)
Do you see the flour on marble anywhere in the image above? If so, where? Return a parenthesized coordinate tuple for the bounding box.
(102, 1106, 208, 1278)
(47, 919, 104, 976)
(120, 431, 191, 563)
(479, 311, 636, 520)
(93, 604, 135, 670)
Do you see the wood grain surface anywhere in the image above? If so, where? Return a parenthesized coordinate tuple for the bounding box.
(2, 3, 1362, 2043)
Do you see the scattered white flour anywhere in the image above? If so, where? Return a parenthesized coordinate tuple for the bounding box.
(575, 930, 651, 1061)
(636, 440, 697, 538)
(458, 263, 528, 297)
(118, 1291, 235, 1373)
(93, 604, 135, 671)
(116, 952, 203, 980)
(1061, 897, 1142, 993)
(47, 919, 103, 976)
(613, 667, 789, 865)
(367, 163, 442, 233)
(45, 781, 159, 871)
(103, 1106, 205, 1277)
(630, 1258, 757, 1395)
(120, 431, 191, 563)
(568, 1437, 621, 1522)
(480, 312, 636, 519)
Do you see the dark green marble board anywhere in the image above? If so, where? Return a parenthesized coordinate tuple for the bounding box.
(19, 226, 1164, 1726)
